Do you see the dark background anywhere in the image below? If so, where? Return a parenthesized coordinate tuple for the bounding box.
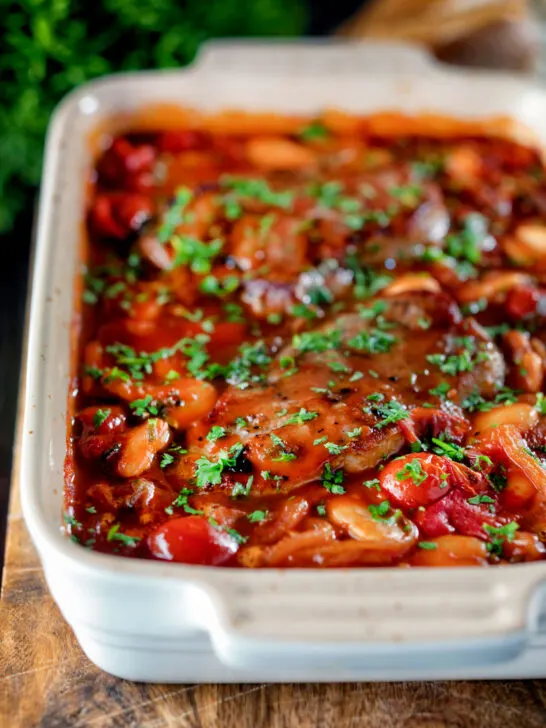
(0, 0, 368, 574)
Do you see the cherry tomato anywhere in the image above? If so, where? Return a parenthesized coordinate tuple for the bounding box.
(98, 137, 156, 189)
(379, 453, 454, 509)
(148, 516, 239, 565)
(91, 192, 153, 239)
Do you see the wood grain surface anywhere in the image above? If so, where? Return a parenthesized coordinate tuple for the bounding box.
(2, 475, 546, 728)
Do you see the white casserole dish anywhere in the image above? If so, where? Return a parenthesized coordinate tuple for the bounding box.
(20, 40, 546, 682)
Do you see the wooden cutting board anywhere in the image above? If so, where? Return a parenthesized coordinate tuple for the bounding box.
(2, 476, 546, 727)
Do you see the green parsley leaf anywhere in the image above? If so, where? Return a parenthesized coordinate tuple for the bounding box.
(483, 522, 519, 556)
(445, 213, 488, 265)
(363, 478, 380, 490)
(247, 509, 268, 523)
(284, 408, 319, 425)
(428, 382, 451, 399)
(396, 459, 428, 485)
(207, 426, 227, 442)
(298, 119, 329, 141)
(106, 524, 140, 547)
(170, 235, 223, 274)
(220, 176, 294, 210)
(323, 441, 348, 455)
(208, 516, 248, 544)
(231, 475, 254, 498)
(158, 187, 193, 243)
(321, 463, 345, 494)
(536, 392, 546, 415)
(366, 399, 408, 429)
(130, 395, 160, 418)
(431, 437, 465, 462)
(165, 487, 204, 516)
(347, 327, 397, 355)
(199, 275, 240, 298)
(194, 443, 244, 488)
(292, 329, 341, 354)
(417, 541, 438, 550)
(468, 494, 496, 505)
(93, 408, 111, 429)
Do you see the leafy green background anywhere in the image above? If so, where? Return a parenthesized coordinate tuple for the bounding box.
(0, 0, 307, 233)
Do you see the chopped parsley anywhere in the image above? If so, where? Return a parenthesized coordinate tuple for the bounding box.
(396, 459, 428, 485)
(428, 382, 451, 400)
(347, 327, 397, 355)
(169, 235, 223, 274)
(345, 255, 393, 299)
(231, 475, 254, 498)
(462, 387, 520, 413)
(536, 392, 546, 415)
(129, 395, 160, 418)
(63, 512, 82, 529)
(417, 541, 438, 550)
(224, 340, 272, 390)
(321, 463, 345, 494)
(483, 522, 519, 556)
(247, 509, 268, 523)
(347, 427, 362, 438)
(199, 274, 240, 297)
(365, 398, 409, 429)
(427, 337, 488, 376)
(431, 437, 465, 462)
(220, 176, 294, 210)
(298, 119, 329, 141)
(323, 442, 348, 455)
(367, 500, 402, 525)
(291, 303, 318, 320)
(93, 408, 111, 429)
(209, 516, 248, 545)
(158, 187, 193, 243)
(207, 426, 227, 442)
(284, 408, 319, 425)
(489, 468, 508, 492)
(194, 443, 244, 488)
(106, 524, 141, 547)
(223, 302, 245, 323)
(363, 478, 381, 490)
(165, 488, 204, 516)
(445, 213, 488, 266)
(292, 329, 341, 354)
(468, 494, 495, 506)
(270, 433, 296, 462)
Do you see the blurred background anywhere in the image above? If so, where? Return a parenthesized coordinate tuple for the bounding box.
(0, 0, 543, 571)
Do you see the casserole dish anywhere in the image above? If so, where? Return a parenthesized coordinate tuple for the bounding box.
(20, 40, 546, 681)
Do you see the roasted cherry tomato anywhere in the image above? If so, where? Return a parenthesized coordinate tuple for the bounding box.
(148, 516, 239, 565)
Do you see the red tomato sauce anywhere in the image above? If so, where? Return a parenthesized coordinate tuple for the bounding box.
(64, 117, 546, 567)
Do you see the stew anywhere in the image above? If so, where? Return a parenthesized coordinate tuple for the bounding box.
(64, 115, 546, 567)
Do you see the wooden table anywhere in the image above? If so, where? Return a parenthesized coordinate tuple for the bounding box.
(2, 475, 546, 727)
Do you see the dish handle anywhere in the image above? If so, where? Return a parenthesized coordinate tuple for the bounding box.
(202, 570, 545, 672)
(192, 39, 439, 76)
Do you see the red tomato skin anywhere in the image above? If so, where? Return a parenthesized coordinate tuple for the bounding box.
(148, 516, 239, 565)
(379, 453, 454, 509)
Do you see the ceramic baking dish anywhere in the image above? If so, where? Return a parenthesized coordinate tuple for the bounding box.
(19, 40, 546, 681)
